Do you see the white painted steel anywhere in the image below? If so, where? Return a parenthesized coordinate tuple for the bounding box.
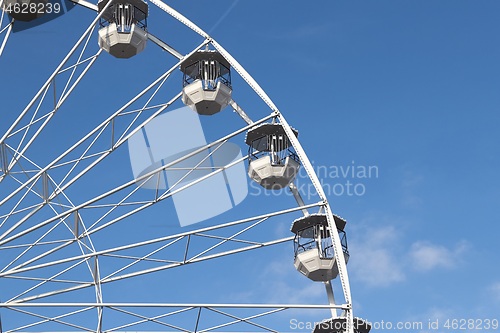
(0, 2, 361, 332)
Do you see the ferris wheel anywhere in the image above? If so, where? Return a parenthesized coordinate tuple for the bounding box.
(0, 1, 371, 333)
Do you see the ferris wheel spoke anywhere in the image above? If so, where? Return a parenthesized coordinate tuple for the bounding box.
(229, 99, 254, 125)
(147, 32, 184, 59)
(2, 275, 91, 285)
(69, 0, 97, 11)
(2, 201, 321, 282)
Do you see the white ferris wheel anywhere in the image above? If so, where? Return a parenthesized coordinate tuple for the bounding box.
(0, 1, 371, 333)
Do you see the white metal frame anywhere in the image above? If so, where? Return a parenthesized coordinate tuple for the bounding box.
(0, 1, 357, 333)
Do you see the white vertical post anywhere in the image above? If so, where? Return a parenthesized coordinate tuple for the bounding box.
(289, 183, 309, 216)
(74, 211, 80, 239)
(0, 143, 7, 176)
(325, 280, 338, 318)
(42, 172, 49, 203)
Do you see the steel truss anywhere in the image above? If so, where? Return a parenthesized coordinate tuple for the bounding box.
(0, 1, 357, 332)
(0, 303, 348, 333)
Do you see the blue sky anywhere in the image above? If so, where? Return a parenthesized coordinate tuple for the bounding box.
(1, 0, 500, 332)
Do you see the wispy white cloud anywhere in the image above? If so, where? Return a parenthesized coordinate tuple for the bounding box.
(349, 225, 406, 287)
(490, 282, 500, 301)
(348, 216, 469, 288)
(408, 241, 467, 272)
(401, 170, 425, 209)
(398, 280, 500, 333)
(290, 23, 332, 40)
(424, 306, 455, 325)
(266, 23, 333, 41)
(403, 306, 457, 333)
(261, 22, 335, 70)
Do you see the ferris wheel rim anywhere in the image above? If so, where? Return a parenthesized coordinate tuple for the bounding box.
(0, 2, 359, 332)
